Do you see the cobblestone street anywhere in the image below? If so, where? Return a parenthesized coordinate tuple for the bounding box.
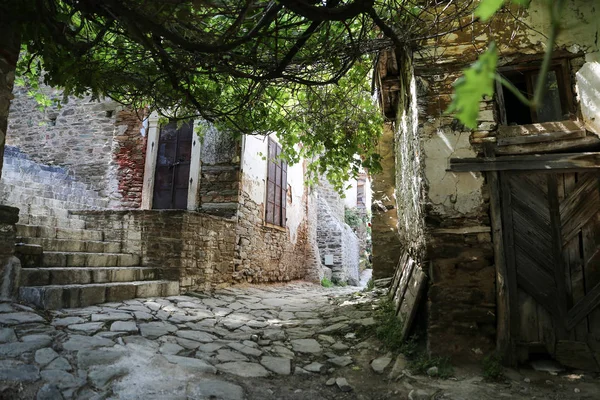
(1, 279, 600, 399)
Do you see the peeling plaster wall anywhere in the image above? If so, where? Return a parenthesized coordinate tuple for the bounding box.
(422, 129, 484, 217)
(404, 0, 599, 360)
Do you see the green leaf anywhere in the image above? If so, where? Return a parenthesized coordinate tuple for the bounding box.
(475, 0, 505, 21)
(446, 43, 498, 130)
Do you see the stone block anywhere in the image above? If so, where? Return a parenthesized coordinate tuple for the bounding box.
(106, 284, 136, 302)
(162, 281, 180, 296)
(79, 285, 106, 307)
(0, 256, 21, 300)
(136, 282, 161, 298)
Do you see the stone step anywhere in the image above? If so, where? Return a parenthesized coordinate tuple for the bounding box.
(19, 280, 180, 309)
(18, 214, 86, 229)
(42, 252, 140, 268)
(20, 237, 122, 253)
(16, 224, 105, 241)
(21, 266, 160, 286)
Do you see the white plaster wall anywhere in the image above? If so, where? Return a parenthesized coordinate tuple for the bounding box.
(576, 53, 600, 135)
(423, 127, 484, 216)
(525, 0, 599, 53)
(241, 134, 306, 242)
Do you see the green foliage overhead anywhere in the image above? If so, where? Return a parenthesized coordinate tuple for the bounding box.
(475, 0, 531, 22)
(475, 0, 506, 21)
(446, 43, 498, 129)
(4, 0, 406, 191)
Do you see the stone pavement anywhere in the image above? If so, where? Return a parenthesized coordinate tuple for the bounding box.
(0, 281, 377, 399)
(1, 278, 600, 400)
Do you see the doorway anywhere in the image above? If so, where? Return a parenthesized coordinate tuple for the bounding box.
(500, 170, 600, 371)
(152, 120, 193, 209)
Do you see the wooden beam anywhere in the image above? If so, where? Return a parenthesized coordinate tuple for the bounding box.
(497, 130, 586, 146)
(495, 136, 599, 156)
(485, 143, 516, 365)
(449, 152, 600, 172)
(500, 172, 520, 365)
(567, 281, 600, 331)
(547, 174, 569, 338)
(497, 120, 585, 137)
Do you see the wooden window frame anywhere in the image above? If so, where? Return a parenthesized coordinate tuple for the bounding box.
(496, 59, 575, 126)
(265, 138, 287, 228)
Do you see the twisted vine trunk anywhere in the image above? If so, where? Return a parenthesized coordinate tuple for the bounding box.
(0, 18, 20, 181)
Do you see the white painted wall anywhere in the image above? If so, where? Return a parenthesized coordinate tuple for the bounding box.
(576, 53, 600, 136)
(240, 134, 306, 242)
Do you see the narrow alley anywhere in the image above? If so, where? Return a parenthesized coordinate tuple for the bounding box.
(1, 276, 598, 400)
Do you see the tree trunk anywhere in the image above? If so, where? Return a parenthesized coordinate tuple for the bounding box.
(0, 19, 21, 181)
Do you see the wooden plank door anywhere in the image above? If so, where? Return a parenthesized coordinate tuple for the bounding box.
(500, 170, 600, 370)
(153, 121, 193, 209)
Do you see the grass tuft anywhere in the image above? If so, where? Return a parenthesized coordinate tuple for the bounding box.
(408, 353, 454, 378)
(321, 277, 333, 288)
(482, 354, 504, 381)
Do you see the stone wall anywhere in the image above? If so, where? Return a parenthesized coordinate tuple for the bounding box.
(316, 180, 360, 285)
(233, 191, 314, 283)
(1, 145, 108, 216)
(108, 109, 147, 208)
(74, 210, 236, 292)
(0, 206, 19, 300)
(6, 87, 149, 209)
(199, 125, 241, 216)
(304, 190, 324, 283)
(6, 87, 118, 195)
(233, 135, 321, 284)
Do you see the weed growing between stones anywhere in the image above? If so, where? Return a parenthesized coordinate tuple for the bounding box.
(359, 296, 417, 356)
(321, 278, 333, 288)
(482, 354, 504, 381)
(408, 353, 454, 379)
(360, 296, 455, 378)
(364, 278, 375, 291)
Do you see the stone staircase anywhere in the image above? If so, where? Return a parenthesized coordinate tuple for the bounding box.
(1, 146, 180, 309)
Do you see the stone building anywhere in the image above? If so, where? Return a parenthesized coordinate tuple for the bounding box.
(373, 1, 600, 369)
(0, 86, 361, 309)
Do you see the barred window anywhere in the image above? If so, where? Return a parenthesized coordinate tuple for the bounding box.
(265, 139, 287, 227)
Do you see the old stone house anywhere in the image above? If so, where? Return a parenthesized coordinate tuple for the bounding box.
(0, 85, 363, 309)
(373, 1, 600, 369)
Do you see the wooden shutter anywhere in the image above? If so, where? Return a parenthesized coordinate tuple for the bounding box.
(266, 139, 276, 224)
(265, 139, 287, 227)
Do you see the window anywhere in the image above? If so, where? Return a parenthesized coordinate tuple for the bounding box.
(497, 60, 573, 125)
(265, 138, 287, 227)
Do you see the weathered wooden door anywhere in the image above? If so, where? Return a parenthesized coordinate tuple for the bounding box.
(500, 170, 600, 370)
(153, 121, 193, 209)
